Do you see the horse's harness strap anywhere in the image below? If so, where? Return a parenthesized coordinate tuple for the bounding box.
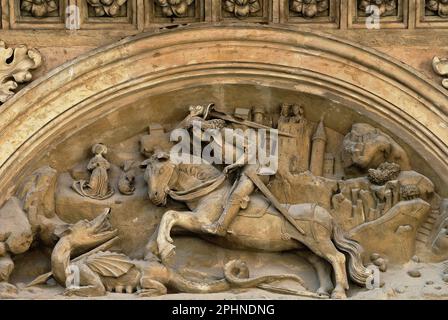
(167, 174, 226, 201)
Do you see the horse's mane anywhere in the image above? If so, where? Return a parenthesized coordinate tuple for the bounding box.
(177, 163, 220, 181)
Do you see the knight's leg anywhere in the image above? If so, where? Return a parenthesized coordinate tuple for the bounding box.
(296, 251, 333, 296)
(202, 175, 254, 236)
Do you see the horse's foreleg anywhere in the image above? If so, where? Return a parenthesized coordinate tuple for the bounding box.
(157, 210, 203, 262)
(296, 251, 333, 296)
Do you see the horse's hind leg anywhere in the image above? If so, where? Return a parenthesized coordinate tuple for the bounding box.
(296, 251, 333, 296)
(313, 237, 349, 299)
(157, 210, 203, 262)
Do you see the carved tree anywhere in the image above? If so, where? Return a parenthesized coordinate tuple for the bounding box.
(87, 0, 128, 17)
(155, 0, 194, 17)
(358, 0, 397, 16)
(223, 0, 261, 18)
(21, 0, 58, 17)
(426, 0, 448, 18)
(290, 0, 329, 18)
(0, 41, 42, 104)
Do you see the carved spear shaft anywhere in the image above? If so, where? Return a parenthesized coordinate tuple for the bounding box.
(245, 170, 305, 235)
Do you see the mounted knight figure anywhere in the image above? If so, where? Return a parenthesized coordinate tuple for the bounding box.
(172, 103, 279, 236)
(140, 103, 373, 299)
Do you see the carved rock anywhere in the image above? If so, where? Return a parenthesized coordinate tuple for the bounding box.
(349, 199, 431, 263)
(342, 123, 411, 173)
(0, 197, 33, 256)
(0, 41, 42, 104)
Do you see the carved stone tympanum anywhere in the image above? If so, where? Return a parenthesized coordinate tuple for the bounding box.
(0, 41, 42, 104)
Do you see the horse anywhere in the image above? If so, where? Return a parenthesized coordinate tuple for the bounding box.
(141, 153, 372, 298)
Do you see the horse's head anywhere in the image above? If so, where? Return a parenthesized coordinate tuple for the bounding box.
(140, 151, 176, 206)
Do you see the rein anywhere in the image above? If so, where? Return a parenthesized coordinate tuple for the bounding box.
(166, 167, 226, 202)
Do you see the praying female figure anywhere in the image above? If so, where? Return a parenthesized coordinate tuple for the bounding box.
(72, 143, 114, 200)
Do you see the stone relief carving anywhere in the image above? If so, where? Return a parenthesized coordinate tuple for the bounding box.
(87, 0, 128, 17)
(432, 56, 448, 89)
(21, 0, 58, 17)
(0, 41, 42, 104)
(155, 0, 194, 17)
(426, 0, 448, 17)
(118, 160, 137, 195)
(223, 0, 261, 18)
(358, 0, 397, 16)
(72, 143, 115, 200)
(0, 100, 446, 299)
(289, 0, 329, 18)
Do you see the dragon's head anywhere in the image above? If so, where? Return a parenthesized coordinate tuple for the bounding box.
(57, 208, 118, 251)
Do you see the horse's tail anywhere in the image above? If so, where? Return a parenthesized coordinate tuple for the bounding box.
(332, 223, 372, 287)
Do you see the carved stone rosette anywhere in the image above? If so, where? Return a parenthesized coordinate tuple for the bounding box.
(425, 0, 448, 18)
(87, 0, 128, 17)
(0, 41, 42, 104)
(20, 0, 58, 17)
(223, 0, 261, 18)
(358, 0, 397, 16)
(155, 0, 194, 17)
(289, 0, 329, 18)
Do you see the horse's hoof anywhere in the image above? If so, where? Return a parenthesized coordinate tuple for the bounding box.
(330, 290, 347, 299)
(317, 288, 331, 297)
(159, 243, 176, 262)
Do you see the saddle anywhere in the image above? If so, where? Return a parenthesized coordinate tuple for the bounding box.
(237, 194, 275, 218)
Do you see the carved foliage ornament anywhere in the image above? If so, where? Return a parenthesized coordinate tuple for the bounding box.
(358, 0, 397, 16)
(223, 0, 261, 18)
(21, 0, 58, 17)
(0, 41, 42, 104)
(155, 0, 194, 17)
(426, 0, 448, 18)
(87, 0, 128, 17)
(290, 0, 329, 18)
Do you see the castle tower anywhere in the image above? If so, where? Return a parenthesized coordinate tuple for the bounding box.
(323, 153, 335, 178)
(309, 118, 327, 176)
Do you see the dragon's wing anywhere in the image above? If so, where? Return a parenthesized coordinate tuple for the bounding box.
(86, 251, 135, 278)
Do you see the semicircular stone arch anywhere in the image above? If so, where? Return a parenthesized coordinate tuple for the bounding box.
(0, 24, 447, 205)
